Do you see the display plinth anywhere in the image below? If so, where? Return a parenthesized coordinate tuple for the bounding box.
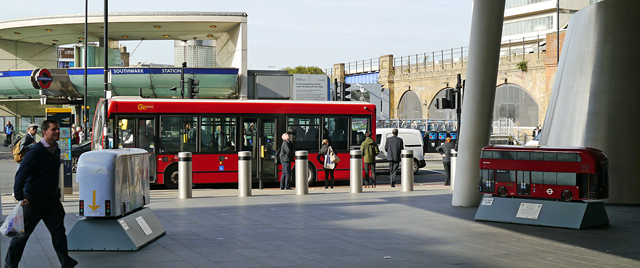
(68, 207, 166, 251)
(474, 196, 609, 229)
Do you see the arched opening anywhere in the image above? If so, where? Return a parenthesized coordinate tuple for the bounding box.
(427, 87, 456, 120)
(397, 90, 423, 119)
(493, 84, 539, 127)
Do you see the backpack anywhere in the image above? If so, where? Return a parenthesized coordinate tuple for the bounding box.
(11, 136, 25, 163)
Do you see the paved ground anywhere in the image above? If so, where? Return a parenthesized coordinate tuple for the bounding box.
(0, 146, 639, 267)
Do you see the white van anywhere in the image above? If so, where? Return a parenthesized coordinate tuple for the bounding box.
(375, 128, 426, 174)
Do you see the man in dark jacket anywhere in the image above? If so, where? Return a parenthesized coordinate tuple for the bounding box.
(436, 137, 455, 186)
(279, 133, 294, 190)
(6, 120, 78, 268)
(385, 128, 404, 187)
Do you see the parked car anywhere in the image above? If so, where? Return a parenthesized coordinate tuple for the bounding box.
(375, 128, 427, 174)
(72, 140, 92, 172)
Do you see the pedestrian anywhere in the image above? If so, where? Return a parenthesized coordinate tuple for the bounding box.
(5, 120, 14, 145)
(532, 126, 540, 138)
(76, 126, 85, 143)
(6, 119, 78, 268)
(360, 131, 380, 188)
(317, 139, 337, 189)
(436, 137, 456, 186)
(279, 132, 294, 190)
(71, 127, 79, 145)
(385, 128, 404, 187)
(16, 124, 39, 170)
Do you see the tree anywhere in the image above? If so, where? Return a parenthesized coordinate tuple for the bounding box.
(283, 66, 325, 74)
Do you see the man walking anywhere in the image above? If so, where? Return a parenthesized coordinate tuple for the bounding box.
(6, 120, 78, 268)
(279, 133, 294, 190)
(385, 128, 404, 187)
(360, 131, 379, 188)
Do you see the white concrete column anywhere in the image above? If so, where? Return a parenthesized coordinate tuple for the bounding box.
(452, 0, 506, 207)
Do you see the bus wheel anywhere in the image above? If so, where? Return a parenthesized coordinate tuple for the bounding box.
(561, 190, 573, 202)
(164, 164, 179, 189)
(498, 186, 508, 198)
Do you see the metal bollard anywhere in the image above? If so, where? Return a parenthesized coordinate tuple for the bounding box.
(401, 150, 414, 192)
(59, 163, 65, 202)
(350, 150, 363, 193)
(178, 152, 193, 199)
(238, 151, 252, 197)
(295, 151, 309, 195)
(451, 150, 457, 190)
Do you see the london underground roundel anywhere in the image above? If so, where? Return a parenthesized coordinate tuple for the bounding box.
(37, 69, 53, 89)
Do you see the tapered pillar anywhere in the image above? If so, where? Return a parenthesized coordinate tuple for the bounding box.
(452, 0, 505, 207)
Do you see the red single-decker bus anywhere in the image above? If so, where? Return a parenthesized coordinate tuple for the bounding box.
(92, 97, 376, 188)
(478, 145, 608, 202)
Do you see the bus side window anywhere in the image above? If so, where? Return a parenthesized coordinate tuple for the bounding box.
(517, 152, 530, 160)
(544, 153, 557, 161)
(509, 170, 516, 183)
(531, 152, 544, 160)
(495, 170, 510, 182)
(543, 172, 557, 185)
(481, 151, 492, 159)
(531, 171, 543, 184)
(557, 172, 577, 186)
(350, 117, 369, 147)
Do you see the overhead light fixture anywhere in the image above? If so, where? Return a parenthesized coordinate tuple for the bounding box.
(14, 32, 20, 34)
(122, 35, 129, 38)
(36, 42, 43, 44)
(163, 35, 170, 38)
(79, 37, 84, 40)
(53, 39, 59, 42)
(154, 25, 161, 28)
(210, 25, 217, 28)
(46, 29, 53, 32)
(207, 34, 213, 38)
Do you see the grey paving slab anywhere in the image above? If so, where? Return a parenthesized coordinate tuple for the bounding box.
(1, 182, 639, 268)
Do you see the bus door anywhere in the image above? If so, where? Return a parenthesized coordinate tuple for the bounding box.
(115, 117, 157, 183)
(516, 170, 531, 196)
(242, 117, 278, 188)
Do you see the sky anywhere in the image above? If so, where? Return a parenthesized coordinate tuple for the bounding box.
(2, 0, 474, 71)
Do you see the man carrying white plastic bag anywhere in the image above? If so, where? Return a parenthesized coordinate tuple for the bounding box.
(0, 203, 25, 237)
(4, 120, 77, 268)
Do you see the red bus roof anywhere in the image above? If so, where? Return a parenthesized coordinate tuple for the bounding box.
(105, 97, 376, 116)
(482, 145, 606, 160)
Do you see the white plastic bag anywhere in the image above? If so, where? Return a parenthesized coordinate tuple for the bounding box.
(1, 203, 25, 237)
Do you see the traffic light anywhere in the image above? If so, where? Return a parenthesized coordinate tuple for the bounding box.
(341, 83, 351, 101)
(445, 88, 456, 109)
(187, 78, 200, 99)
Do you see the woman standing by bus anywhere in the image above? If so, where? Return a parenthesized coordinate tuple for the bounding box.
(317, 139, 336, 189)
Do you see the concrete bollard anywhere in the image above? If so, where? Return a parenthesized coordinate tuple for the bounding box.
(178, 152, 193, 199)
(401, 150, 414, 192)
(238, 151, 252, 197)
(295, 151, 309, 195)
(59, 163, 65, 202)
(350, 150, 363, 193)
(451, 149, 457, 190)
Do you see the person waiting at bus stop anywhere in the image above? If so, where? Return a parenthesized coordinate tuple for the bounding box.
(436, 137, 455, 186)
(279, 133, 294, 190)
(317, 139, 336, 189)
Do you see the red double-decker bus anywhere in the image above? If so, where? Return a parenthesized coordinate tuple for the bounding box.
(91, 97, 376, 188)
(478, 145, 608, 202)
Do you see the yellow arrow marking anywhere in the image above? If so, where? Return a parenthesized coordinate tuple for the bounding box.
(88, 190, 101, 211)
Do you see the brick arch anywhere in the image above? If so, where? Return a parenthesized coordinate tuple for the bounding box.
(397, 90, 422, 119)
(493, 83, 539, 127)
